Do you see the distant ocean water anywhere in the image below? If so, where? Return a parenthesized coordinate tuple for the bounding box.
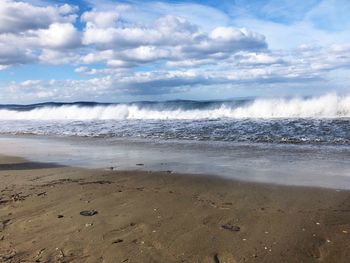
(0, 93, 349, 145)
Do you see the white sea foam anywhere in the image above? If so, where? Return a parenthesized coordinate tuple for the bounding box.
(0, 94, 349, 120)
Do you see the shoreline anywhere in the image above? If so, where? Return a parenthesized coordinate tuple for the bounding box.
(1, 134, 349, 190)
(1, 154, 350, 262)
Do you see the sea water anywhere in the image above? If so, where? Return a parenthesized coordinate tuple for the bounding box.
(0, 93, 349, 145)
(0, 93, 349, 189)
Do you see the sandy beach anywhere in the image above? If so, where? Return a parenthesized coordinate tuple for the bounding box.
(0, 155, 349, 263)
(1, 0, 350, 262)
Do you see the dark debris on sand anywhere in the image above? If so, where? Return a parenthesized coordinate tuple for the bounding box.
(221, 223, 240, 232)
(80, 210, 98, 216)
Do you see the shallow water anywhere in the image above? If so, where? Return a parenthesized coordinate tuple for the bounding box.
(0, 135, 349, 189)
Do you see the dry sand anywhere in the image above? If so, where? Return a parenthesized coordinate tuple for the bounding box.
(0, 155, 349, 263)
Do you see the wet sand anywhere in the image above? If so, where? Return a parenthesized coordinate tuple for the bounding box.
(0, 155, 349, 263)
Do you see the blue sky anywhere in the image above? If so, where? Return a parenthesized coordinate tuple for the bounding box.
(0, 0, 349, 103)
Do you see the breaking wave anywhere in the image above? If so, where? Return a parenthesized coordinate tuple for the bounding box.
(0, 94, 349, 120)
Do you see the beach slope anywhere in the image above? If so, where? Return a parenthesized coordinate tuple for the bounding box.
(0, 155, 349, 262)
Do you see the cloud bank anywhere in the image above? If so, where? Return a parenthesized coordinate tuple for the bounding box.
(0, 0, 349, 103)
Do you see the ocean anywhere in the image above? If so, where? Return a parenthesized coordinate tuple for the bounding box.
(0, 93, 349, 189)
(0, 93, 349, 145)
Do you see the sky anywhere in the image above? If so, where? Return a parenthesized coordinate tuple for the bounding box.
(0, 0, 350, 103)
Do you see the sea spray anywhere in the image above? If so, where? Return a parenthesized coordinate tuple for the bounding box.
(0, 93, 349, 120)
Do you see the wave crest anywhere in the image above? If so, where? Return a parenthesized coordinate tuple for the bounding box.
(0, 94, 349, 120)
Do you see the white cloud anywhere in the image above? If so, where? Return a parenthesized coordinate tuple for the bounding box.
(182, 27, 266, 56)
(1, 0, 350, 102)
(20, 79, 42, 87)
(235, 52, 285, 65)
(82, 14, 266, 52)
(0, 42, 36, 65)
(0, 1, 81, 67)
(81, 10, 119, 28)
(82, 26, 162, 48)
(155, 15, 198, 36)
(36, 23, 80, 49)
(0, 1, 267, 69)
(59, 4, 79, 15)
(119, 46, 170, 63)
(106, 59, 134, 68)
(0, 0, 77, 33)
(39, 49, 80, 65)
(80, 50, 115, 64)
(80, 14, 267, 67)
